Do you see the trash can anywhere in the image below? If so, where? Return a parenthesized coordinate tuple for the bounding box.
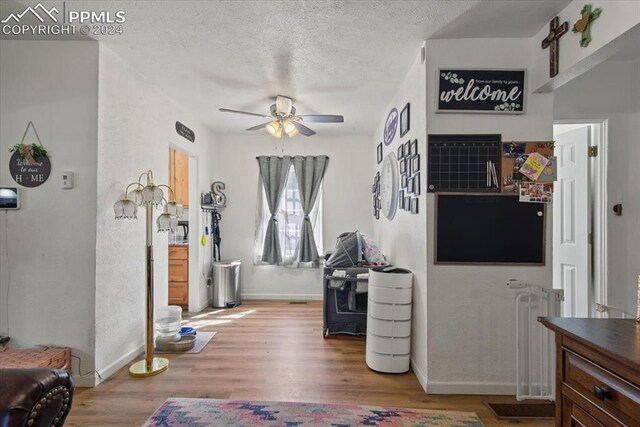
(366, 266, 413, 373)
(211, 260, 242, 308)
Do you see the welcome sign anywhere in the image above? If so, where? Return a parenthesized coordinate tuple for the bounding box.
(437, 69, 526, 114)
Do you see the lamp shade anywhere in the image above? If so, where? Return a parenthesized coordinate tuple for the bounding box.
(128, 188, 144, 205)
(142, 185, 164, 205)
(157, 213, 178, 232)
(114, 199, 138, 219)
(165, 201, 184, 217)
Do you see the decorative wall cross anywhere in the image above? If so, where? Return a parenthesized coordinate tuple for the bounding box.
(541, 16, 569, 77)
(573, 4, 602, 47)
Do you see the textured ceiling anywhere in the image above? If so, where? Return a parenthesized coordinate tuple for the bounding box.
(0, 1, 576, 136)
(432, 0, 572, 39)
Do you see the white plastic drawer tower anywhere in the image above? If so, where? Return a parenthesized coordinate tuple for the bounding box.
(366, 267, 413, 373)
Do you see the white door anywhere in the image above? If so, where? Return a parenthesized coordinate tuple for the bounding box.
(553, 126, 590, 317)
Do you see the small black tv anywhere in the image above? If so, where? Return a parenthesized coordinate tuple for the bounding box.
(435, 194, 545, 265)
(0, 187, 20, 210)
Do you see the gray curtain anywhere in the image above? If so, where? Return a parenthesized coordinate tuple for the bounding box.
(257, 155, 292, 264)
(292, 155, 329, 264)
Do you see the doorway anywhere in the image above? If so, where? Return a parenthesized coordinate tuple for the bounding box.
(168, 146, 190, 309)
(552, 120, 607, 318)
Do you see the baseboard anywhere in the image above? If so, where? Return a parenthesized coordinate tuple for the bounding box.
(410, 357, 427, 392)
(192, 298, 211, 313)
(242, 293, 322, 301)
(71, 373, 99, 388)
(94, 343, 144, 386)
(426, 380, 516, 395)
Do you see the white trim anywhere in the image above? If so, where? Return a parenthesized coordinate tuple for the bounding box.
(410, 357, 427, 391)
(426, 380, 516, 395)
(192, 297, 211, 313)
(95, 344, 144, 385)
(71, 374, 98, 388)
(553, 119, 608, 317)
(242, 293, 322, 301)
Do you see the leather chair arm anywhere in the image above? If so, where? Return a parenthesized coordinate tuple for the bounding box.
(0, 369, 74, 427)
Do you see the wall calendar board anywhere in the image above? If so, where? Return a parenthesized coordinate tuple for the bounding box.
(427, 134, 501, 193)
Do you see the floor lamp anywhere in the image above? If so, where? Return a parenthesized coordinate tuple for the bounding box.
(113, 170, 183, 377)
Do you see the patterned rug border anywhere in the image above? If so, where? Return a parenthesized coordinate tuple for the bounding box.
(143, 397, 484, 426)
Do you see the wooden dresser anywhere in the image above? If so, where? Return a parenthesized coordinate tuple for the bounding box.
(539, 317, 640, 426)
(168, 245, 188, 307)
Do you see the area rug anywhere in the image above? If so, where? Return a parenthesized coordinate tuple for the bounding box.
(143, 398, 484, 426)
(155, 332, 217, 354)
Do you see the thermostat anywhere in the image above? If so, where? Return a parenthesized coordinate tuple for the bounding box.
(62, 172, 74, 189)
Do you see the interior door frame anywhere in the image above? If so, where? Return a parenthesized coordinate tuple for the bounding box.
(168, 141, 200, 313)
(553, 119, 608, 317)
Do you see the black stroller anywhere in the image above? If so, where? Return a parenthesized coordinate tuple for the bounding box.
(322, 232, 369, 338)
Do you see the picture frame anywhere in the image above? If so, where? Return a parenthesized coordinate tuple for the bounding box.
(411, 155, 420, 175)
(400, 103, 410, 137)
(413, 172, 421, 196)
(404, 141, 410, 157)
(411, 198, 419, 214)
(411, 139, 418, 156)
(401, 174, 408, 189)
(399, 190, 405, 209)
(399, 159, 406, 174)
(376, 142, 383, 164)
(397, 144, 404, 159)
(404, 196, 411, 211)
(408, 176, 414, 194)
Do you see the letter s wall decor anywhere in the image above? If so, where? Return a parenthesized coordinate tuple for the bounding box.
(437, 69, 526, 114)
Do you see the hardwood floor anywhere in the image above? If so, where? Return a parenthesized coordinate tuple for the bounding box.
(69, 300, 553, 426)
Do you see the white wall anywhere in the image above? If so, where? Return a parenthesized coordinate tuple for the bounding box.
(95, 45, 217, 380)
(531, 0, 640, 92)
(371, 50, 429, 389)
(554, 59, 640, 314)
(0, 41, 99, 382)
(214, 133, 373, 299)
(424, 39, 554, 394)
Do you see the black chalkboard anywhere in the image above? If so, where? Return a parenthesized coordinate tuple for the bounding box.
(435, 194, 545, 265)
(437, 69, 525, 113)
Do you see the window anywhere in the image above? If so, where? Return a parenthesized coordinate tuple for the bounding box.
(254, 165, 323, 267)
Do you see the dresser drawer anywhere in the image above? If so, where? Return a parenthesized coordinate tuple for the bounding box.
(169, 259, 188, 281)
(169, 281, 188, 306)
(564, 349, 640, 425)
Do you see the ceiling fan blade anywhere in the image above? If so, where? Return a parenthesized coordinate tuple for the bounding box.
(219, 108, 272, 119)
(298, 114, 344, 123)
(292, 120, 316, 136)
(246, 122, 271, 131)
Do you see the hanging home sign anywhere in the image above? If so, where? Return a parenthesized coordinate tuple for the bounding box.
(9, 150, 51, 187)
(437, 69, 526, 114)
(9, 122, 51, 187)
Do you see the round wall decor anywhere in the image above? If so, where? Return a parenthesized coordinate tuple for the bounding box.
(9, 151, 51, 187)
(379, 152, 399, 220)
(383, 108, 398, 146)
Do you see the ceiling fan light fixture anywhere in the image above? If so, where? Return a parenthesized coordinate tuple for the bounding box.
(286, 127, 299, 138)
(266, 121, 281, 137)
(283, 120, 296, 134)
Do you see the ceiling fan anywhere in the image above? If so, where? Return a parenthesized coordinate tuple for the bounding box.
(219, 95, 344, 138)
